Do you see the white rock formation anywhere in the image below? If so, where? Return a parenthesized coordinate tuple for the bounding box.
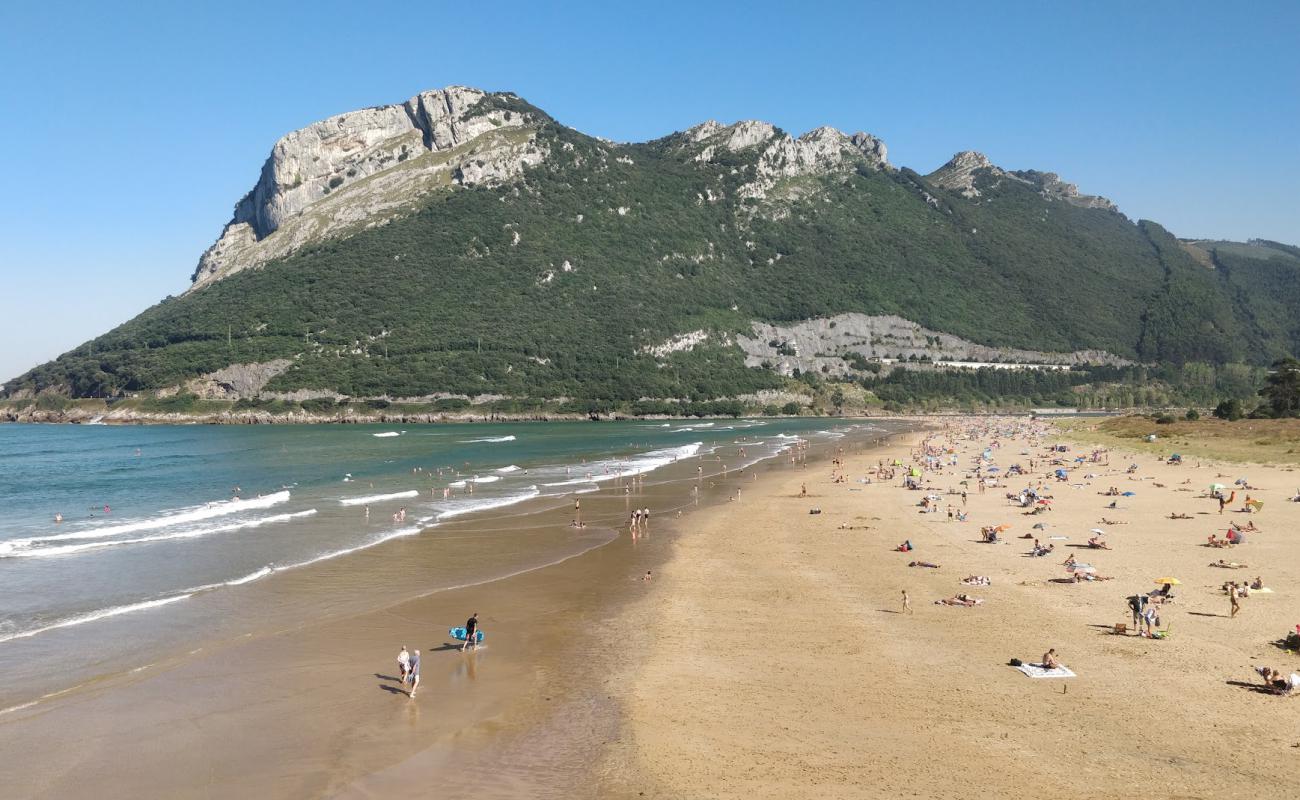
(684, 120, 889, 202)
(927, 151, 1117, 210)
(737, 313, 1130, 377)
(191, 86, 546, 290)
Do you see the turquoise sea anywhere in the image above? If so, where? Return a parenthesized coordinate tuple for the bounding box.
(0, 418, 883, 709)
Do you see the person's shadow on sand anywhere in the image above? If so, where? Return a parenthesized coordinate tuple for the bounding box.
(430, 643, 463, 652)
(1226, 680, 1282, 695)
(375, 673, 408, 695)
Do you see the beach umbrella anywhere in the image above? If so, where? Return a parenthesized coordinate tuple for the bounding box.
(1090, 528, 1105, 535)
(1032, 523, 1048, 530)
(987, 467, 1001, 472)
(1121, 491, 1136, 497)
(1210, 483, 1225, 492)
(994, 524, 1011, 532)
(1153, 577, 1182, 586)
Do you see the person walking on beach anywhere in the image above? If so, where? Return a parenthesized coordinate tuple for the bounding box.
(397, 645, 410, 683)
(1230, 590, 1241, 618)
(462, 613, 480, 652)
(407, 649, 421, 698)
(901, 590, 913, 614)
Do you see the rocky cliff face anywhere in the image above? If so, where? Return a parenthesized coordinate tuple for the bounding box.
(192, 86, 547, 290)
(682, 119, 888, 202)
(926, 150, 1117, 211)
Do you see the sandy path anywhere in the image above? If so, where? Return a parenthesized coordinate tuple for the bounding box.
(606, 420, 1300, 799)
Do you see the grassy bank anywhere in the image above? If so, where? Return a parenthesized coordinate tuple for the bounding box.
(1055, 415, 1300, 465)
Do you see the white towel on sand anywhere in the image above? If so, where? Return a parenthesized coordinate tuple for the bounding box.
(1015, 663, 1076, 679)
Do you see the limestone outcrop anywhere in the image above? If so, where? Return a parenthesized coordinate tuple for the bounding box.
(927, 151, 1117, 211)
(683, 119, 888, 202)
(191, 87, 546, 290)
(737, 314, 1131, 378)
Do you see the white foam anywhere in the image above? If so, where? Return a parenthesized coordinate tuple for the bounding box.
(225, 566, 273, 586)
(496, 465, 521, 473)
(285, 524, 426, 570)
(448, 480, 467, 488)
(436, 486, 541, 521)
(338, 490, 418, 506)
(470, 475, 500, 483)
(541, 442, 703, 487)
(461, 435, 517, 443)
(7, 491, 292, 548)
(0, 593, 193, 645)
(1, 509, 318, 559)
(372, 431, 402, 438)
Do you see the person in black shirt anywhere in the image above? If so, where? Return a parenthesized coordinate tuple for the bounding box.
(462, 612, 480, 652)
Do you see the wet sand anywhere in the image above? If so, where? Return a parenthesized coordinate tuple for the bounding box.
(2, 424, 898, 798)
(604, 419, 1300, 798)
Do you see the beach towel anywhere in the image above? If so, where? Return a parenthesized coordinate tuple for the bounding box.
(1014, 663, 1076, 679)
(1253, 587, 1274, 594)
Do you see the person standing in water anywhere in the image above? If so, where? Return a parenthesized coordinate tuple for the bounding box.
(407, 649, 421, 698)
(397, 645, 410, 683)
(462, 613, 480, 652)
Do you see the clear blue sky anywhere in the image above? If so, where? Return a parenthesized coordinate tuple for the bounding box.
(1, 0, 1296, 383)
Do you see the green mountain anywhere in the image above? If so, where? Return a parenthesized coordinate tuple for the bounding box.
(5, 86, 1297, 410)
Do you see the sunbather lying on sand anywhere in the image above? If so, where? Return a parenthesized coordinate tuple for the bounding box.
(908, 560, 940, 569)
(1168, 512, 1193, 520)
(936, 594, 982, 607)
(1072, 571, 1113, 582)
(1254, 666, 1299, 695)
(1210, 559, 1247, 569)
(961, 576, 991, 586)
(1099, 517, 1126, 525)
(1087, 537, 1111, 549)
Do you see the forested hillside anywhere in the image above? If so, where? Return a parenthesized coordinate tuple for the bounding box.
(5, 90, 1297, 408)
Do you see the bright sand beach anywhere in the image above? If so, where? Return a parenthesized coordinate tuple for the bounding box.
(6, 416, 1300, 798)
(601, 418, 1300, 799)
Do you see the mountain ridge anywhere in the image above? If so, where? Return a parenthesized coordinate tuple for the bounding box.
(5, 86, 1298, 409)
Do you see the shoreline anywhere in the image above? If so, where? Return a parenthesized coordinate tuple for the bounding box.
(2, 421, 900, 798)
(600, 417, 1300, 797)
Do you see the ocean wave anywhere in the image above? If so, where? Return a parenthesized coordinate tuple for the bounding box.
(338, 490, 419, 506)
(496, 465, 521, 473)
(372, 431, 403, 438)
(0, 510, 318, 559)
(224, 566, 273, 586)
(470, 475, 500, 483)
(541, 442, 703, 487)
(435, 486, 541, 521)
(282, 523, 428, 570)
(9, 490, 292, 547)
(460, 435, 517, 443)
(0, 593, 193, 645)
